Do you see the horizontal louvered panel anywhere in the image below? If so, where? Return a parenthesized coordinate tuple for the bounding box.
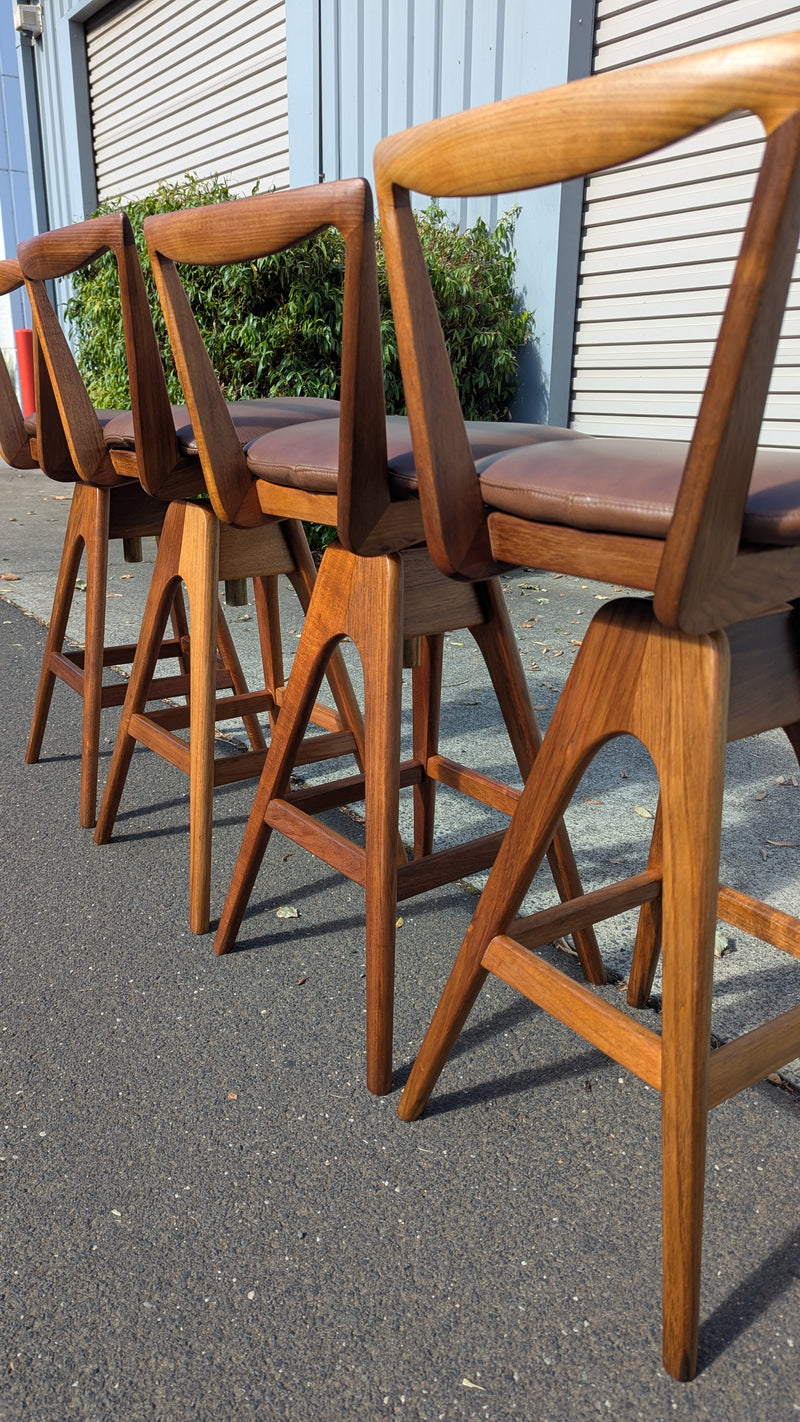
(571, 387, 799, 419)
(595, 1, 800, 69)
(581, 200, 757, 250)
(93, 49, 286, 135)
(570, 1, 800, 446)
(584, 136, 762, 205)
(573, 363, 800, 395)
(579, 229, 745, 275)
(575, 307, 800, 343)
(571, 411, 800, 446)
(583, 170, 758, 228)
(86, 0, 288, 201)
(573, 335, 800, 368)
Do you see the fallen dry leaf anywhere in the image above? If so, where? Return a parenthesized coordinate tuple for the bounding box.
(764, 839, 798, 847)
(634, 806, 653, 819)
(462, 1380, 486, 1391)
(754, 791, 767, 801)
(227, 1092, 238, 1101)
(0, 572, 20, 581)
(396, 916, 404, 928)
(582, 798, 604, 805)
(276, 905, 299, 919)
(295, 976, 307, 986)
(556, 937, 578, 957)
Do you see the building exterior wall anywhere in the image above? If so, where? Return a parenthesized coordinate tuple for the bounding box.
(287, 0, 596, 423)
(572, 0, 800, 445)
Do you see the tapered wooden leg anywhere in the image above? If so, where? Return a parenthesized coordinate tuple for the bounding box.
(253, 574, 283, 735)
(469, 578, 606, 985)
(215, 589, 267, 753)
(411, 634, 443, 858)
(95, 502, 186, 846)
(26, 483, 91, 768)
(79, 486, 111, 827)
(214, 546, 356, 955)
(282, 520, 366, 762)
(345, 554, 404, 1094)
(167, 583, 191, 675)
(654, 634, 727, 1382)
(181, 507, 220, 935)
(627, 803, 664, 1007)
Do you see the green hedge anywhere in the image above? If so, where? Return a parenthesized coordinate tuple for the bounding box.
(66, 174, 533, 423)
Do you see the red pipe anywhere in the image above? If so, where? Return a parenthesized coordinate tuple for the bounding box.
(15, 328, 34, 417)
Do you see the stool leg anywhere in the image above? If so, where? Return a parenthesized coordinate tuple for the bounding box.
(654, 635, 726, 1383)
(411, 634, 443, 858)
(214, 548, 353, 954)
(282, 520, 366, 760)
(252, 574, 283, 735)
(95, 502, 185, 846)
(469, 578, 606, 985)
(178, 505, 220, 935)
(214, 590, 267, 753)
(627, 803, 664, 1007)
(79, 484, 111, 828)
(345, 553, 404, 1095)
(26, 483, 94, 769)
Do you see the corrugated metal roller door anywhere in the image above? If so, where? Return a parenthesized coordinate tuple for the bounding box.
(85, 0, 289, 202)
(571, 0, 800, 447)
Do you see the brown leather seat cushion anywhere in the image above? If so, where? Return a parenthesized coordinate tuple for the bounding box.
(101, 397, 340, 456)
(246, 414, 587, 495)
(477, 435, 800, 546)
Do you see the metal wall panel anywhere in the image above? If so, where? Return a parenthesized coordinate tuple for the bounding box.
(571, 1, 800, 445)
(307, 0, 596, 421)
(86, 0, 289, 201)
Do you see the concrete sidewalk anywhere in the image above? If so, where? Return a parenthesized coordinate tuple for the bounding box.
(2, 463, 800, 1417)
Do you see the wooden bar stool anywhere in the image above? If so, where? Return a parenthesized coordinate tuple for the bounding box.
(19, 213, 348, 853)
(140, 179, 603, 1091)
(375, 31, 800, 1380)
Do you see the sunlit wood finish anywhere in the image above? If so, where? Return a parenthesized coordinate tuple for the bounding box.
(148, 181, 602, 1086)
(376, 32, 800, 1381)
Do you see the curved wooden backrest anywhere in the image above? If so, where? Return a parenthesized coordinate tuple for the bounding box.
(144, 179, 389, 539)
(17, 213, 181, 492)
(375, 32, 800, 633)
(0, 258, 37, 469)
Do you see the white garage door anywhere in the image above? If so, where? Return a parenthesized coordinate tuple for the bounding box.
(85, 0, 289, 202)
(571, 0, 800, 448)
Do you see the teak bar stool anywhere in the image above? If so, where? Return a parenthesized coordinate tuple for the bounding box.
(19, 214, 343, 839)
(142, 178, 603, 1092)
(18, 218, 213, 829)
(376, 31, 800, 1380)
(94, 201, 365, 934)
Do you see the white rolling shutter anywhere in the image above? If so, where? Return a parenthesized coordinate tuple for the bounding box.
(85, 0, 289, 202)
(571, 0, 800, 448)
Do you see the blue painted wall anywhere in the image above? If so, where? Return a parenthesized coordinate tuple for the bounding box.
(0, 6, 35, 358)
(288, 0, 596, 422)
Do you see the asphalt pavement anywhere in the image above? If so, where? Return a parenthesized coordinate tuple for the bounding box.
(2, 463, 800, 1420)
